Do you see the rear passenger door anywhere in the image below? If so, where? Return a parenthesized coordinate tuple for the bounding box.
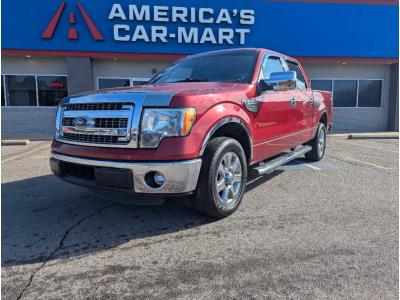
(285, 60, 315, 145)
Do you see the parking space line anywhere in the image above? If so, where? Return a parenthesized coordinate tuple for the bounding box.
(304, 164, 322, 171)
(334, 139, 399, 154)
(2, 144, 50, 164)
(333, 154, 396, 170)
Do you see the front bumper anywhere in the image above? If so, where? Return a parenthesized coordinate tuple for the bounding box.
(50, 153, 202, 194)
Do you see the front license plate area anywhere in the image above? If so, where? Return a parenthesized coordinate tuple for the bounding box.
(95, 167, 133, 190)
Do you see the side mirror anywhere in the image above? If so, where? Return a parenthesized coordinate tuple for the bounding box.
(258, 71, 297, 93)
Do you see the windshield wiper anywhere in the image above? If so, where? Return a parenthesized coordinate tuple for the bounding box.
(172, 78, 209, 83)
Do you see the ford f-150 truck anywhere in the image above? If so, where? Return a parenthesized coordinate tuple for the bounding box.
(50, 48, 332, 218)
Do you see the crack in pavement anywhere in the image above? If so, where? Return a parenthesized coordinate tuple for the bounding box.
(2, 143, 50, 164)
(16, 203, 117, 300)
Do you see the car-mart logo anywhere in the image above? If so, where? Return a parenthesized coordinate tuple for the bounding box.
(42, 1, 104, 41)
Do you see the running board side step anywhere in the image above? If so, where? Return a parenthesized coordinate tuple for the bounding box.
(253, 145, 312, 175)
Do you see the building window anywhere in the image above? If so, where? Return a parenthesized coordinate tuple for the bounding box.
(98, 78, 130, 89)
(97, 77, 150, 89)
(5, 75, 37, 106)
(1, 76, 5, 106)
(2, 74, 69, 107)
(311, 80, 332, 92)
(333, 80, 357, 107)
(132, 78, 150, 86)
(358, 80, 382, 107)
(38, 76, 68, 106)
(311, 79, 382, 108)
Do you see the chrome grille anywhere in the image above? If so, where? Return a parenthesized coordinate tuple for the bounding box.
(95, 118, 128, 128)
(63, 133, 121, 144)
(57, 102, 134, 147)
(64, 103, 125, 111)
(62, 117, 128, 128)
(62, 117, 74, 127)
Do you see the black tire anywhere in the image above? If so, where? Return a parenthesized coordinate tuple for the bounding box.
(192, 137, 248, 218)
(305, 123, 327, 161)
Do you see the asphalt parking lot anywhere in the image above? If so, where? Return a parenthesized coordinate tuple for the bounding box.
(2, 137, 398, 299)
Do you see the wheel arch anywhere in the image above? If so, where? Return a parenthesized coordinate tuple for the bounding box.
(199, 117, 253, 165)
(319, 111, 328, 129)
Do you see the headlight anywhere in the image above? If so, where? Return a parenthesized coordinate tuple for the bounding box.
(140, 108, 196, 148)
(55, 106, 63, 138)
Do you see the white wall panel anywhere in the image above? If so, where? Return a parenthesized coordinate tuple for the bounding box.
(1, 107, 57, 140)
(2, 56, 67, 75)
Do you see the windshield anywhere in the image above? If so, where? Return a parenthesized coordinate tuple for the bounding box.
(149, 50, 259, 84)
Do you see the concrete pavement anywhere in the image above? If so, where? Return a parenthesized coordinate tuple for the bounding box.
(2, 137, 398, 299)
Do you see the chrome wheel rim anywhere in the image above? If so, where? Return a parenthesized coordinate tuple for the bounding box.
(216, 152, 243, 209)
(318, 128, 326, 157)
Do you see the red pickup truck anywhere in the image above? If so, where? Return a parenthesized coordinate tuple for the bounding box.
(50, 48, 332, 218)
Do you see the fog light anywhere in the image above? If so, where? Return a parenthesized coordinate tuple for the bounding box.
(154, 172, 165, 186)
(144, 171, 166, 189)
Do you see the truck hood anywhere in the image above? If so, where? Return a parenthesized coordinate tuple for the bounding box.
(64, 82, 252, 107)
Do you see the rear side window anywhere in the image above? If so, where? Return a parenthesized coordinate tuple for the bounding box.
(260, 56, 284, 80)
(286, 61, 307, 90)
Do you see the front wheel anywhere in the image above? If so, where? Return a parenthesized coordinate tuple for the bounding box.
(305, 123, 327, 161)
(192, 137, 247, 218)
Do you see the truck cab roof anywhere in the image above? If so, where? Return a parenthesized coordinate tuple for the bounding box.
(186, 48, 298, 64)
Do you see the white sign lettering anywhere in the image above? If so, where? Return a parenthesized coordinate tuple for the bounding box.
(108, 4, 255, 45)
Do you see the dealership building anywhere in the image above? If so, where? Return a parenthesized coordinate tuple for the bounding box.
(2, 0, 399, 139)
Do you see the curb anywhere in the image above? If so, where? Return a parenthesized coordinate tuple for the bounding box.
(348, 134, 399, 140)
(1, 140, 31, 146)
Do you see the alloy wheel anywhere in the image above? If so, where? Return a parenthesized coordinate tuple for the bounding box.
(215, 152, 243, 209)
(318, 128, 326, 157)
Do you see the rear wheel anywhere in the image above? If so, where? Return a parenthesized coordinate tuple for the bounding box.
(305, 123, 327, 161)
(193, 137, 247, 218)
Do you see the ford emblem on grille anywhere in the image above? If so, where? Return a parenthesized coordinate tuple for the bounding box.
(73, 117, 88, 126)
(73, 116, 91, 129)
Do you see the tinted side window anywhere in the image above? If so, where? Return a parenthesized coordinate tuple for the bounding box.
(286, 61, 307, 90)
(260, 57, 284, 80)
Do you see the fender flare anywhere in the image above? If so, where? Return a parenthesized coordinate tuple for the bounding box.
(199, 117, 253, 161)
(318, 109, 328, 123)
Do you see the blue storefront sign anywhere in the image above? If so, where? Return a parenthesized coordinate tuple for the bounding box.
(2, 0, 399, 58)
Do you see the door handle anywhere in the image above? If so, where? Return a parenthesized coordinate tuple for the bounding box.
(307, 97, 314, 105)
(289, 97, 296, 108)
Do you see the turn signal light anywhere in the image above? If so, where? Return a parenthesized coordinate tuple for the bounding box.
(182, 108, 196, 135)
